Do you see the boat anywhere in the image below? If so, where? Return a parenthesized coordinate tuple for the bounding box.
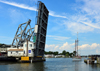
(72, 32, 81, 61)
(72, 56, 81, 61)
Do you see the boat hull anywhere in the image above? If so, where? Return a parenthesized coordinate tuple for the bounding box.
(72, 58, 81, 61)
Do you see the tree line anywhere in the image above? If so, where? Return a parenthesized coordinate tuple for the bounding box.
(45, 50, 76, 57)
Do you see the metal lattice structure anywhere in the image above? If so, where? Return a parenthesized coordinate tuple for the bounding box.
(11, 19, 34, 48)
(34, 1, 49, 57)
(11, 1, 49, 58)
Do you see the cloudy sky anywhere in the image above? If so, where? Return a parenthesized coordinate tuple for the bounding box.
(0, 0, 100, 55)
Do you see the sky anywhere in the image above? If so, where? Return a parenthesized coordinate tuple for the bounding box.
(0, 0, 100, 55)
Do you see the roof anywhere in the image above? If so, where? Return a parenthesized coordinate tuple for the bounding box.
(8, 49, 23, 51)
(0, 44, 11, 48)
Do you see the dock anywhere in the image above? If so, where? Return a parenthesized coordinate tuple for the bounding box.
(0, 56, 46, 63)
(84, 55, 100, 64)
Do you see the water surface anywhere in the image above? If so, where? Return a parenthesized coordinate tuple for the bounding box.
(0, 58, 100, 71)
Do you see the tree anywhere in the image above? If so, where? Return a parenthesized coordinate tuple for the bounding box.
(73, 51, 76, 56)
(69, 53, 73, 57)
(66, 52, 69, 57)
(62, 50, 66, 55)
(44, 50, 75, 58)
(48, 51, 53, 54)
(54, 51, 58, 55)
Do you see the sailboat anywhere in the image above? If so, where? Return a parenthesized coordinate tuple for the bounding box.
(72, 32, 81, 61)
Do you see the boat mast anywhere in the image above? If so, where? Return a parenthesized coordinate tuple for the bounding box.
(77, 32, 78, 56)
(75, 40, 76, 57)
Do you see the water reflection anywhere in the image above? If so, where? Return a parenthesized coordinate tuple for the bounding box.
(0, 58, 100, 71)
(31, 62, 45, 71)
(89, 64, 100, 71)
(0, 61, 45, 71)
(97, 64, 100, 68)
(74, 61, 79, 71)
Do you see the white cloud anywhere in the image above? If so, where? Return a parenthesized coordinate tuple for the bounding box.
(79, 44, 90, 49)
(49, 10, 67, 19)
(59, 42, 75, 51)
(45, 42, 100, 55)
(82, 22, 100, 29)
(47, 35, 70, 41)
(96, 49, 100, 54)
(91, 43, 100, 49)
(45, 44, 59, 51)
(61, 0, 100, 33)
(0, 0, 67, 18)
(45, 42, 75, 52)
(45, 44, 56, 48)
(0, 0, 37, 11)
(63, 20, 94, 33)
(79, 43, 100, 50)
(78, 0, 100, 15)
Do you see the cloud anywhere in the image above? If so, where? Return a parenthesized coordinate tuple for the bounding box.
(45, 42, 100, 55)
(76, 0, 100, 29)
(79, 44, 90, 49)
(60, 0, 100, 33)
(96, 49, 100, 54)
(49, 10, 67, 19)
(45, 44, 59, 51)
(0, 0, 67, 18)
(45, 44, 56, 48)
(82, 22, 100, 29)
(91, 43, 100, 49)
(59, 42, 74, 51)
(0, 0, 37, 11)
(77, 0, 100, 15)
(76, 0, 100, 28)
(45, 42, 75, 52)
(61, 12, 100, 33)
(47, 35, 70, 41)
(63, 20, 94, 33)
(79, 43, 100, 50)
(78, 43, 100, 55)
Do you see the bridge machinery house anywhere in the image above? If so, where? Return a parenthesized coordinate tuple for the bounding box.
(7, 41, 35, 57)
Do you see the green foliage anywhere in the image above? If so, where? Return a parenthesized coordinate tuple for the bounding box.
(45, 50, 75, 57)
(54, 51, 58, 55)
(66, 52, 69, 57)
(62, 50, 66, 55)
(73, 51, 76, 56)
(69, 53, 73, 57)
(45, 51, 58, 55)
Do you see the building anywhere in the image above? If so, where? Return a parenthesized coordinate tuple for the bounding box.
(0, 44, 11, 56)
(55, 55, 65, 58)
(44, 54, 55, 58)
(7, 41, 35, 57)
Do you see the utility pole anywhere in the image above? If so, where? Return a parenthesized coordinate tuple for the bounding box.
(27, 40, 28, 56)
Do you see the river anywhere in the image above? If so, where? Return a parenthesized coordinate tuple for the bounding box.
(0, 58, 100, 71)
